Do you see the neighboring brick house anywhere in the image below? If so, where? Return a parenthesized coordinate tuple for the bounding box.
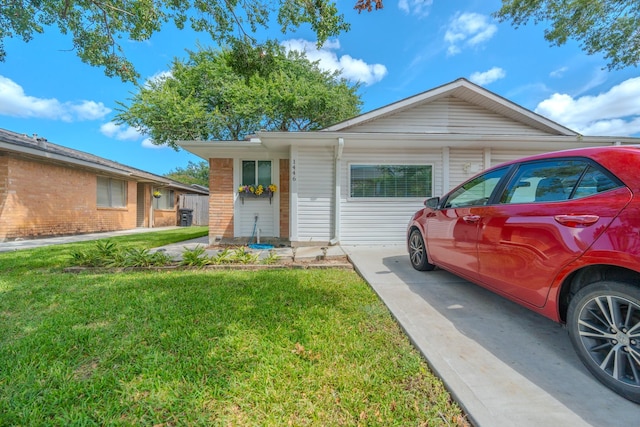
(0, 128, 208, 242)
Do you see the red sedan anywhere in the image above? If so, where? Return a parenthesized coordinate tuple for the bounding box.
(407, 145, 640, 403)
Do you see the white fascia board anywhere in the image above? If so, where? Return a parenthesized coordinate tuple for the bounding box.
(258, 131, 631, 150)
(177, 140, 273, 159)
(178, 133, 640, 157)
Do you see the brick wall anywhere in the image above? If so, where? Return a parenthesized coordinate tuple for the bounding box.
(209, 158, 234, 241)
(153, 191, 180, 227)
(0, 156, 138, 241)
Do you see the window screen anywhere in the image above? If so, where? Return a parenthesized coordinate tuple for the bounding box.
(350, 165, 432, 198)
(153, 188, 175, 210)
(97, 177, 126, 207)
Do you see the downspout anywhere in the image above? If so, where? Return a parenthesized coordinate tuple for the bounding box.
(330, 137, 344, 246)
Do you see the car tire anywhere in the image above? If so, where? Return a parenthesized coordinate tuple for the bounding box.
(567, 281, 640, 403)
(408, 229, 435, 271)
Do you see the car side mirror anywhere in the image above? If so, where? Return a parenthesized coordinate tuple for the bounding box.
(425, 197, 440, 209)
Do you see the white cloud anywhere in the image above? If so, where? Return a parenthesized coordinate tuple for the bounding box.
(145, 70, 173, 87)
(469, 67, 506, 86)
(100, 122, 142, 141)
(535, 77, 640, 136)
(0, 75, 111, 121)
(141, 138, 164, 149)
(398, 0, 433, 17)
(281, 39, 387, 86)
(549, 66, 568, 78)
(445, 13, 497, 56)
(101, 122, 168, 149)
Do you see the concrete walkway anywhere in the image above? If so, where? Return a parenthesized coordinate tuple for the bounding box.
(0, 227, 177, 252)
(343, 244, 638, 427)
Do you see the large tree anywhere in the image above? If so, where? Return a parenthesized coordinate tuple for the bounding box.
(165, 160, 209, 187)
(0, 0, 349, 82)
(494, 0, 639, 70)
(116, 41, 362, 148)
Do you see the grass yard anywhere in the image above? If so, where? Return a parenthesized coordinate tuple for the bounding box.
(0, 228, 467, 426)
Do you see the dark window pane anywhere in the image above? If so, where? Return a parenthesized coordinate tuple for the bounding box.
(350, 165, 432, 198)
(242, 161, 256, 185)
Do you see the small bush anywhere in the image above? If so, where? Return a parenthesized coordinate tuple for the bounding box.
(261, 249, 280, 265)
(69, 241, 171, 268)
(180, 246, 212, 268)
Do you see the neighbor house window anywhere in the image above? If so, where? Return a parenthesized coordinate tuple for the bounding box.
(153, 188, 175, 210)
(242, 160, 272, 187)
(97, 176, 127, 207)
(350, 165, 433, 198)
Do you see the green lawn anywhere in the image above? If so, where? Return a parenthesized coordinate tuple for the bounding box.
(0, 228, 467, 426)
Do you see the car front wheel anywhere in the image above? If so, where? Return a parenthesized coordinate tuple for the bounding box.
(408, 229, 435, 271)
(567, 281, 640, 403)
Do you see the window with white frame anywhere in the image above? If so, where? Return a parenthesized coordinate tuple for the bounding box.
(241, 160, 272, 187)
(350, 164, 433, 198)
(153, 188, 175, 210)
(97, 176, 127, 207)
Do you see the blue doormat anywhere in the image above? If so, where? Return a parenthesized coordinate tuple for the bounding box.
(248, 244, 274, 249)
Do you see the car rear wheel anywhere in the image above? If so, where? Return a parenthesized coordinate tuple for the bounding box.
(567, 281, 640, 403)
(408, 229, 435, 271)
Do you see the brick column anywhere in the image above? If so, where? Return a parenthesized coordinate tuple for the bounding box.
(209, 158, 234, 241)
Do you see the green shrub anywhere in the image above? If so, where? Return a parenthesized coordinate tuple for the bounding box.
(180, 246, 212, 268)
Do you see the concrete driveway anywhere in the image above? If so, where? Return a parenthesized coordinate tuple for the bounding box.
(343, 244, 638, 427)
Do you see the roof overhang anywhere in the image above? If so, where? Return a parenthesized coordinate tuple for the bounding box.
(177, 132, 640, 159)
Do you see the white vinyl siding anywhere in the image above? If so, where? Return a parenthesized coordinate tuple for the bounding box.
(236, 199, 276, 238)
(490, 149, 551, 167)
(340, 149, 441, 245)
(296, 147, 335, 242)
(448, 149, 485, 190)
(347, 97, 551, 135)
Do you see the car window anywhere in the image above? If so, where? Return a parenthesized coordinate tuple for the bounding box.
(443, 167, 508, 208)
(500, 159, 622, 204)
(571, 165, 621, 198)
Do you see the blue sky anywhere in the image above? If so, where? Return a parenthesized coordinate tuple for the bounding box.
(1, 0, 639, 176)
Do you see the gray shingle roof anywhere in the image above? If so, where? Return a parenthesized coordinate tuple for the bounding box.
(0, 128, 208, 194)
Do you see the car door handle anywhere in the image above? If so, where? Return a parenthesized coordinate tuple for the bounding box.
(554, 215, 600, 227)
(463, 215, 481, 223)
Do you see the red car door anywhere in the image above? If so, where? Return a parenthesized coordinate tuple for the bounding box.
(426, 167, 509, 281)
(426, 205, 482, 281)
(476, 160, 632, 308)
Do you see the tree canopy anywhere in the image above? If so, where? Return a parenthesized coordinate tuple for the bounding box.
(0, 0, 349, 82)
(115, 42, 362, 148)
(165, 161, 209, 187)
(494, 0, 639, 70)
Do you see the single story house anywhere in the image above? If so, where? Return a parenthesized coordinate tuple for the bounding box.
(178, 78, 640, 246)
(0, 128, 208, 242)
